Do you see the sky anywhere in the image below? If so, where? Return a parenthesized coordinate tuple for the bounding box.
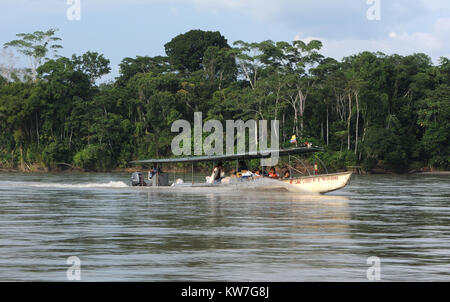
(1, 0, 449, 82)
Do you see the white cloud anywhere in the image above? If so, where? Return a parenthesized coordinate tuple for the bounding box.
(2, 0, 449, 65)
(0, 0, 65, 14)
(169, 7, 179, 16)
(192, 0, 282, 19)
(435, 18, 450, 32)
(192, 0, 245, 10)
(421, 0, 450, 13)
(0, 0, 165, 14)
(294, 16, 450, 63)
(388, 32, 397, 39)
(189, 0, 450, 40)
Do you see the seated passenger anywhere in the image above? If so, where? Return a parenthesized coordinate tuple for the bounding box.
(253, 169, 263, 179)
(235, 161, 246, 178)
(209, 162, 225, 184)
(238, 161, 249, 173)
(221, 169, 235, 184)
(240, 170, 253, 180)
(268, 167, 279, 179)
(228, 170, 237, 178)
(283, 170, 291, 179)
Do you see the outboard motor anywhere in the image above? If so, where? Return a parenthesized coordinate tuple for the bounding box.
(131, 172, 147, 187)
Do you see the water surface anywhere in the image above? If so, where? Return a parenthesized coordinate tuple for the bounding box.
(0, 172, 449, 281)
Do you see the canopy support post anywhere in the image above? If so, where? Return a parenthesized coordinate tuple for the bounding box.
(289, 154, 292, 178)
(173, 165, 176, 185)
(315, 156, 329, 175)
(156, 162, 159, 186)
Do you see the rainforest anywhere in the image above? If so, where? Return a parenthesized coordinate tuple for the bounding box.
(0, 29, 448, 172)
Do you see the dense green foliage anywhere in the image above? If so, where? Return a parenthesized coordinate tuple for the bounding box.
(164, 29, 230, 73)
(0, 29, 448, 172)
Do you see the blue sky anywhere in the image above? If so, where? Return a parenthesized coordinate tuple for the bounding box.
(1, 0, 449, 82)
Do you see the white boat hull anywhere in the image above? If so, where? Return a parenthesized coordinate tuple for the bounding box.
(281, 172, 352, 193)
(167, 172, 352, 194)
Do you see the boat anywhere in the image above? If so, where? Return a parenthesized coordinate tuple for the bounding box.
(279, 172, 352, 193)
(130, 147, 352, 194)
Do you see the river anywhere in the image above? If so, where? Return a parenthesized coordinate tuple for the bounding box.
(0, 172, 448, 281)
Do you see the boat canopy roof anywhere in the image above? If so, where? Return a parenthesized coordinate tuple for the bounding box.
(131, 146, 322, 164)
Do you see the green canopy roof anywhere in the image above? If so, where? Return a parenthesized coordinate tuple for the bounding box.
(131, 146, 322, 164)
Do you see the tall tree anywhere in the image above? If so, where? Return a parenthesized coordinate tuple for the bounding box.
(117, 55, 170, 85)
(165, 30, 229, 73)
(202, 46, 237, 89)
(72, 51, 111, 85)
(417, 84, 450, 168)
(3, 28, 62, 81)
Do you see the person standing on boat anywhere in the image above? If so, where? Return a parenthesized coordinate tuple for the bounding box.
(148, 166, 157, 180)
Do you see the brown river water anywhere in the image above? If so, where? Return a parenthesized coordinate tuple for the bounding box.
(0, 172, 449, 281)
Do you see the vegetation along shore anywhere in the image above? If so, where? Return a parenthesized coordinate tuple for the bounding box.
(0, 29, 448, 173)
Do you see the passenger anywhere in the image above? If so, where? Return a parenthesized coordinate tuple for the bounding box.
(148, 166, 158, 180)
(252, 169, 263, 179)
(235, 161, 247, 178)
(240, 169, 253, 180)
(268, 167, 279, 179)
(220, 169, 235, 184)
(211, 162, 225, 183)
(283, 170, 291, 179)
(238, 161, 249, 173)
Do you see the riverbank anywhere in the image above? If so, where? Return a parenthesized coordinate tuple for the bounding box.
(416, 171, 450, 175)
(1, 165, 448, 175)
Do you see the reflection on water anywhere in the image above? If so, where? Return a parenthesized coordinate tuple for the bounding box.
(0, 172, 448, 281)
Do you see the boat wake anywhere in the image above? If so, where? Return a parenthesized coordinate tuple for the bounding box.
(0, 181, 129, 189)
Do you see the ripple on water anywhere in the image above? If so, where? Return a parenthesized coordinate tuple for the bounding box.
(0, 172, 449, 281)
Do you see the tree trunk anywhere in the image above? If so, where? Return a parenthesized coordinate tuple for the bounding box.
(347, 93, 352, 150)
(355, 91, 360, 155)
(274, 84, 281, 120)
(321, 120, 324, 143)
(218, 71, 223, 90)
(360, 120, 368, 161)
(69, 128, 73, 150)
(326, 106, 329, 146)
(297, 89, 306, 137)
(20, 146, 25, 171)
(294, 106, 298, 138)
(35, 112, 39, 146)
